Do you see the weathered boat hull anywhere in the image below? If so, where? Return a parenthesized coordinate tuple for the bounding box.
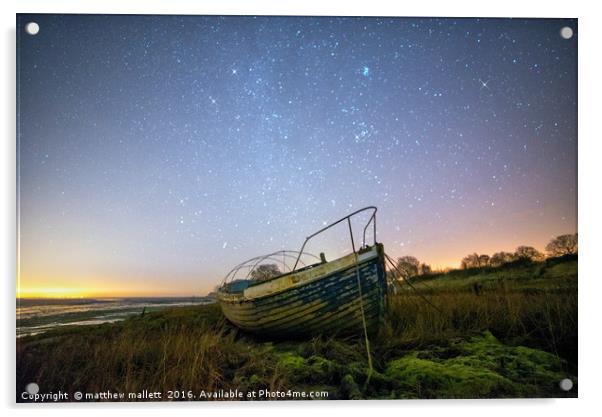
(218, 244, 386, 338)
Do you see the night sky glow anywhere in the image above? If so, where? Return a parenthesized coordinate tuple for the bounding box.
(17, 15, 577, 297)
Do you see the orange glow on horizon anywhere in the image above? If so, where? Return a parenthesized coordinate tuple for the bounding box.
(16, 276, 211, 299)
(17, 287, 91, 299)
(16, 285, 209, 299)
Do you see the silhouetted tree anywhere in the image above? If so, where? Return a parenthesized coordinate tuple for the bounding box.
(396, 256, 420, 279)
(461, 253, 492, 268)
(461, 253, 481, 269)
(250, 264, 282, 282)
(514, 246, 544, 261)
(490, 251, 516, 267)
(545, 233, 578, 257)
(478, 254, 490, 267)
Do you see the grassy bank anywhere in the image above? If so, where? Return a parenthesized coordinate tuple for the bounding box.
(17, 256, 577, 400)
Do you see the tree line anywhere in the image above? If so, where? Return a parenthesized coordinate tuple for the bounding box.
(394, 233, 577, 279)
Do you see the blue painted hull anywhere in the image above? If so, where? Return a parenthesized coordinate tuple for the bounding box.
(218, 244, 386, 338)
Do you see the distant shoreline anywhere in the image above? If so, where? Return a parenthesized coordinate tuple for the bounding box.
(16, 296, 216, 337)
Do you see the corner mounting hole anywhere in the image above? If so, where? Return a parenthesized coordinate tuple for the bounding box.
(26, 382, 39, 394)
(25, 22, 39, 36)
(560, 26, 573, 40)
(559, 378, 573, 391)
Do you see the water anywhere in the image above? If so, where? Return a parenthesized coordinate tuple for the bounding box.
(16, 297, 214, 337)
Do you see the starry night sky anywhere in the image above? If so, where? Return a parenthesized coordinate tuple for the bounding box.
(17, 15, 577, 297)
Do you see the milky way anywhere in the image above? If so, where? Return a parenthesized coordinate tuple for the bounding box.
(17, 15, 577, 296)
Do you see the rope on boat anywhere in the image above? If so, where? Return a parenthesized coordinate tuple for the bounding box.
(384, 253, 444, 314)
(353, 253, 374, 385)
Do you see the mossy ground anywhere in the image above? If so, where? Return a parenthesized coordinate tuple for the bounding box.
(17, 256, 577, 400)
(384, 331, 568, 398)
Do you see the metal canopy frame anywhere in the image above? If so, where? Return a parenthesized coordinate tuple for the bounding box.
(220, 206, 378, 286)
(291, 206, 377, 271)
(221, 250, 320, 285)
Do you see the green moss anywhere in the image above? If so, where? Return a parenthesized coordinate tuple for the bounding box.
(385, 331, 568, 398)
(307, 355, 336, 381)
(276, 352, 341, 385)
(278, 351, 305, 370)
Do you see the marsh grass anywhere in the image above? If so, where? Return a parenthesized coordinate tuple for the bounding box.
(17, 257, 577, 400)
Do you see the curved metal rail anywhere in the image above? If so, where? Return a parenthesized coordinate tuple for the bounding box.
(292, 206, 377, 271)
(222, 250, 320, 285)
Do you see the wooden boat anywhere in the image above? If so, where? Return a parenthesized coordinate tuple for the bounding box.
(217, 206, 387, 338)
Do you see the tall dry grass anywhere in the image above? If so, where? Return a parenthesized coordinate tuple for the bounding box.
(378, 289, 577, 368)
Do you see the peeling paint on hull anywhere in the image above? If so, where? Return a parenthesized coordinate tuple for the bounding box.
(218, 244, 386, 338)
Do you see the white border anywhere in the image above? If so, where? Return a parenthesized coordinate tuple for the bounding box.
(3, 1, 601, 416)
